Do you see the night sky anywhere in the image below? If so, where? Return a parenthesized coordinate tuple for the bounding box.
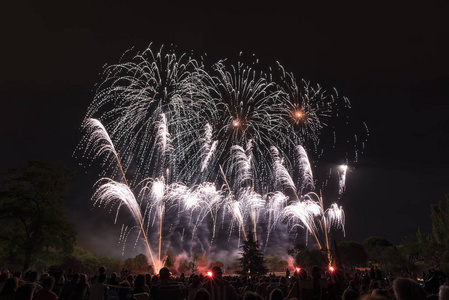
(1, 1, 448, 258)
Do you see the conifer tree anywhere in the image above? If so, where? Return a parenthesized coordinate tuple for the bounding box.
(237, 231, 268, 277)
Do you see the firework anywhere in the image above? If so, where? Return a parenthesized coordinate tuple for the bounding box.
(338, 164, 348, 195)
(92, 178, 158, 269)
(276, 67, 332, 146)
(78, 45, 365, 267)
(283, 192, 345, 252)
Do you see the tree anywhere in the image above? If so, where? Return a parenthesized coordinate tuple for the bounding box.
(0, 160, 76, 270)
(431, 195, 449, 248)
(177, 258, 188, 274)
(378, 245, 407, 274)
(288, 243, 306, 260)
(265, 255, 282, 272)
(210, 260, 224, 268)
(124, 257, 135, 271)
(337, 241, 368, 267)
(363, 236, 392, 264)
(288, 243, 328, 268)
(237, 231, 268, 277)
(194, 253, 209, 273)
(100, 256, 123, 274)
(296, 249, 329, 268)
(416, 229, 446, 270)
(134, 254, 149, 273)
(400, 234, 421, 258)
(187, 260, 197, 274)
(164, 250, 176, 268)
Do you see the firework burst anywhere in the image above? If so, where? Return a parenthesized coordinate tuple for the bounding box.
(77, 44, 366, 268)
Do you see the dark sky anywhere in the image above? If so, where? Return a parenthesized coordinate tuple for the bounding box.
(1, 0, 448, 258)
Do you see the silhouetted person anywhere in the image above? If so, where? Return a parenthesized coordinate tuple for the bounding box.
(134, 274, 150, 294)
(269, 288, 284, 300)
(15, 284, 35, 300)
(74, 274, 89, 300)
(393, 278, 426, 300)
(0, 277, 18, 300)
(151, 267, 185, 300)
(107, 273, 119, 286)
(242, 291, 263, 300)
(287, 266, 328, 300)
(33, 276, 58, 300)
(28, 271, 42, 292)
(440, 284, 449, 300)
(0, 272, 9, 293)
(89, 274, 106, 300)
(202, 266, 237, 300)
(370, 268, 375, 281)
(193, 288, 210, 300)
(117, 281, 133, 300)
(342, 287, 358, 300)
(59, 273, 79, 300)
(188, 275, 202, 300)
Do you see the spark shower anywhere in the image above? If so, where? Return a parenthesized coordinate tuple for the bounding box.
(76, 44, 368, 271)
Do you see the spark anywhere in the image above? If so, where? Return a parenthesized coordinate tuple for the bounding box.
(78, 45, 363, 263)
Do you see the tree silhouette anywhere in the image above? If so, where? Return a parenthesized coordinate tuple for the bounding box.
(237, 231, 267, 277)
(337, 241, 367, 267)
(0, 160, 76, 270)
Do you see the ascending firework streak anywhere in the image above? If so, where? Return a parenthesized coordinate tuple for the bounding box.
(271, 146, 322, 248)
(283, 193, 323, 249)
(82, 119, 158, 270)
(154, 113, 171, 265)
(265, 191, 289, 247)
(228, 141, 263, 242)
(271, 145, 346, 253)
(182, 182, 223, 241)
(295, 145, 315, 195)
(219, 164, 248, 241)
(338, 165, 348, 195)
(139, 177, 190, 269)
(283, 191, 345, 255)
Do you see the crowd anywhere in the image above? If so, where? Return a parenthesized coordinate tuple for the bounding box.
(0, 265, 448, 300)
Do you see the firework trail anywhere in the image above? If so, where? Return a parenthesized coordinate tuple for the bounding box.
(282, 191, 346, 252)
(78, 45, 363, 263)
(325, 203, 346, 236)
(295, 145, 315, 195)
(84, 45, 204, 184)
(338, 165, 348, 195)
(197, 57, 290, 191)
(76, 118, 128, 184)
(270, 146, 345, 251)
(182, 182, 223, 241)
(227, 142, 261, 241)
(219, 164, 247, 241)
(283, 193, 323, 249)
(270, 146, 297, 199)
(265, 191, 289, 246)
(92, 178, 158, 269)
(200, 123, 218, 173)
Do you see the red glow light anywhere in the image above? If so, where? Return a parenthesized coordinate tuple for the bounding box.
(207, 271, 213, 277)
(329, 266, 335, 272)
(296, 268, 300, 272)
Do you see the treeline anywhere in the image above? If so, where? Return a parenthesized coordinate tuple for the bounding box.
(0, 160, 448, 275)
(289, 194, 449, 275)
